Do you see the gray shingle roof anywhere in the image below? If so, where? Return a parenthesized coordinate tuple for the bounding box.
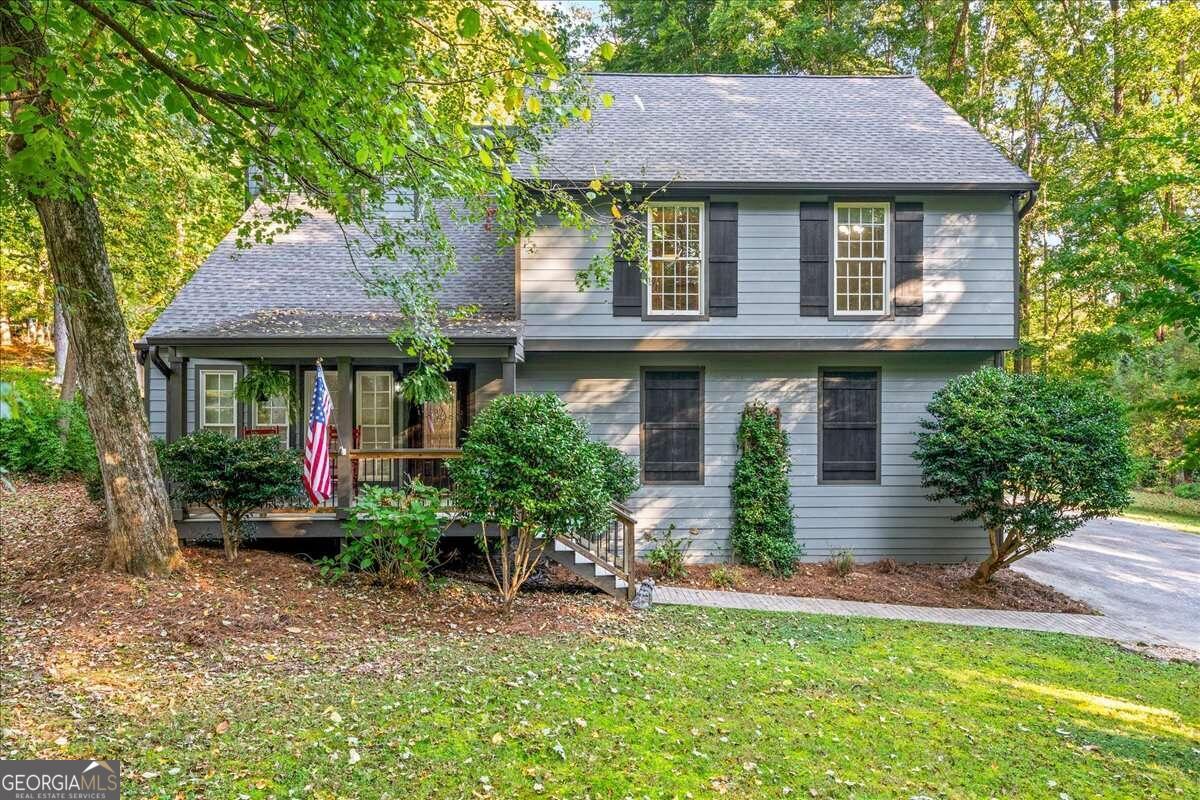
(524, 73, 1035, 189)
(144, 201, 515, 342)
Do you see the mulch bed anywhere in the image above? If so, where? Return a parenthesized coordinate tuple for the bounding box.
(1, 479, 633, 679)
(658, 561, 1096, 614)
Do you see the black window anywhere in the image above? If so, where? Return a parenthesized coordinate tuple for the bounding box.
(642, 369, 703, 484)
(819, 368, 880, 483)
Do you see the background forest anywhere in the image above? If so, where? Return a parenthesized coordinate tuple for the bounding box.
(3, 0, 1198, 487)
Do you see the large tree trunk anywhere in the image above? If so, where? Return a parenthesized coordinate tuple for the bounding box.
(3, 4, 183, 576)
(30, 195, 184, 575)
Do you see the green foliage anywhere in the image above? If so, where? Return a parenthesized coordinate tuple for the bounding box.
(448, 393, 632, 605)
(235, 362, 297, 420)
(321, 484, 444, 588)
(645, 525, 689, 580)
(829, 549, 855, 578)
(0, 366, 97, 484)
(916, 368, 1134, 573)
(449, 393, 623, 539)
(158, 430, 302, 559)
(729, 402, 798, 576)
(590, 438, 639, 504)
(708, 564, 742, 590)
(1173, 483, 1200, 501)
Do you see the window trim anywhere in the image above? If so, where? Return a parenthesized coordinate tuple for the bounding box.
(644, 200, 707, 319)
(816, 366, 882, 486)
(197, 368, 239, 437)
(639, 366, 705, 486)
(830, 201, 892, 320)
(251, 392, 290, 445)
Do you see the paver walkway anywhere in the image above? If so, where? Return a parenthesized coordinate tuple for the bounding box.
(654, 586, 1169, 645)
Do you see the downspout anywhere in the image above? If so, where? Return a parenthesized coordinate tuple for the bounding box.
(150, 345, 173, 378)
(1005, 188, 1039, 371)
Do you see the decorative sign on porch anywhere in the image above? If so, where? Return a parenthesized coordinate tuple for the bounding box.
(303, 360, 334, 505)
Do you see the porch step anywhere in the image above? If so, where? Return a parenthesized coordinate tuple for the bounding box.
(543, 536, 630, 600)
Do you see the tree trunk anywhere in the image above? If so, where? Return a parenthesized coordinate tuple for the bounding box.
(971, 526, 1025, 584)
(2, 4, 182, 576)
(31, 195, 184, 575)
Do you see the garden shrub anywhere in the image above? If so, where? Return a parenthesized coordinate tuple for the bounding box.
(829, 549, 855, 577)
(915, 367, 1134, 584)
(158, 430, 303, 560)
(645, 524, 689, 580)
(1173, 482, 1200, 500)
(321, 483, 444, 587)
(730, 402, 799, 575)
(448, 393, 637, 609)
(0, 366, 98, 483)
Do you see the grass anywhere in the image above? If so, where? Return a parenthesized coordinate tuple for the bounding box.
(1124, 489, 1200, 534)
(6, 607, 1197, 799)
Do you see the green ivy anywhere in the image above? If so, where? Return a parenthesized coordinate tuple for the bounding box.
(729, 402, 799, 575)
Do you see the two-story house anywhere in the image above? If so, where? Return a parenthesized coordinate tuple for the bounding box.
(140, 74, 1037, 593)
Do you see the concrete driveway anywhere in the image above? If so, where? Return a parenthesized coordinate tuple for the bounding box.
(1014, 517, 1200, 651)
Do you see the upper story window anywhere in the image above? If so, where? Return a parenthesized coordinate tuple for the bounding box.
(199, 369, 238, 437)
(647, 202, 705, 315)
(834, 203, 889, 316)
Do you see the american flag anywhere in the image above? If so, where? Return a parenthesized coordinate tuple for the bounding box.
(303, 363, 334, 505)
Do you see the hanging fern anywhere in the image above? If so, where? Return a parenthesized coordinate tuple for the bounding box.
(730, 401, 799, 575)
(236, 361, 298, 421)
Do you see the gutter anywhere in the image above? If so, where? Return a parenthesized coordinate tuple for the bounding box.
(1017, 188, 1039, 221)
(149, 346, 173, 377)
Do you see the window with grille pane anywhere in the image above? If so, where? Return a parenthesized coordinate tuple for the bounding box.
(819, 369, 880, 483)
(647, 202, 704, 315)
(834, 203, 889, 315)
(642, 369, 703, 484)
(200, 370, 237, 437)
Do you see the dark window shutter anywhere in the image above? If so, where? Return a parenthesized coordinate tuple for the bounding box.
(820, 370, 879, 483)
(799, 202, 830, 316)
(643, 370, 703, 484)
(893, 202, 924, 316)
(708, 202, 738, 317)
(612, 210, 645, 317)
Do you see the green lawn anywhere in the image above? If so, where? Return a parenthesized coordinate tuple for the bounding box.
(8, 606, 1197, 799)
(1124, 489, 1200, 534)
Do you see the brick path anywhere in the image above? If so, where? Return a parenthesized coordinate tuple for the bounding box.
(654, 586, 1169, 645)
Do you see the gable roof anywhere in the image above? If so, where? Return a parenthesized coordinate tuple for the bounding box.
(143, 201, 516, 343)
(525, 73, 1035, 190)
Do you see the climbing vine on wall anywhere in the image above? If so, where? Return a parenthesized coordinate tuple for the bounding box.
(730, 402, 799, 575)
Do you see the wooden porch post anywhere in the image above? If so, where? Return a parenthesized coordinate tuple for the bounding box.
(335, 356, 354, 517)
(502, 356, 517, 395)
(164, 350, 186, 443)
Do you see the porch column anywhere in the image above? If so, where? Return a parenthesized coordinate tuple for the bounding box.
(334, 356, 354, 517)
(501, 356, 517, 395)
(165, 350, 187, 443)
(163, 349, 187, 522)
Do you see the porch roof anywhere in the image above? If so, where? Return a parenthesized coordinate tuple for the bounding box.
(142, 309, 523, 345)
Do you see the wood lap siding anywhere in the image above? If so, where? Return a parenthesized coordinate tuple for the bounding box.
(642, 369, 703, 484)
(820, 369, 880, 483)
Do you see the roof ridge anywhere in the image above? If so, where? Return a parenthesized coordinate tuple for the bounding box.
(584, 72, 917, 79)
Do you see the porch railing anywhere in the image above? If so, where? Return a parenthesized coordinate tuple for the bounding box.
(345, 448, 462, 500)
(558, 502, 637, 599)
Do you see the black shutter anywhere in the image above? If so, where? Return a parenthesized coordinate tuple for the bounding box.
(612, 209, 645, 317)
(820, 369, 879, 483)
(643, 369, 703, 484)
(708, 202, 738, 316)
(893, 202, 924, 316)
(799, 202, 830, 316)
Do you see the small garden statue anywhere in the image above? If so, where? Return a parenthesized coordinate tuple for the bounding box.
(631, 577, 655, 611)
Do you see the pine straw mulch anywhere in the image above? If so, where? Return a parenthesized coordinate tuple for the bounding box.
(0, 479, 637, 684)
(659, 560, 1097, 614)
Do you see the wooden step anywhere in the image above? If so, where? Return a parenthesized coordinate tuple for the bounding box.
(543, 535, 628, 599)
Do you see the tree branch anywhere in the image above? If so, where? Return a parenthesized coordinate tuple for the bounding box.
(69, 0, 285, 112)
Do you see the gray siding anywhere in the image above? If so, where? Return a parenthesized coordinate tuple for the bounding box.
(147, 365, 167, 439)
(518, 351, 991, 563)
(519, 193, 1014, 343)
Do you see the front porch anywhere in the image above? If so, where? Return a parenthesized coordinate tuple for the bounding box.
(144, 338, 636, 597)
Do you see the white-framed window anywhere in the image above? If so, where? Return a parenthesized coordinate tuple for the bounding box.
(252, 393, 290, 444)
(199, 369, 238, 437)
(647, 201, 705, 315)
(355, 371, 395, 450)
(834, 202, 890, 315)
